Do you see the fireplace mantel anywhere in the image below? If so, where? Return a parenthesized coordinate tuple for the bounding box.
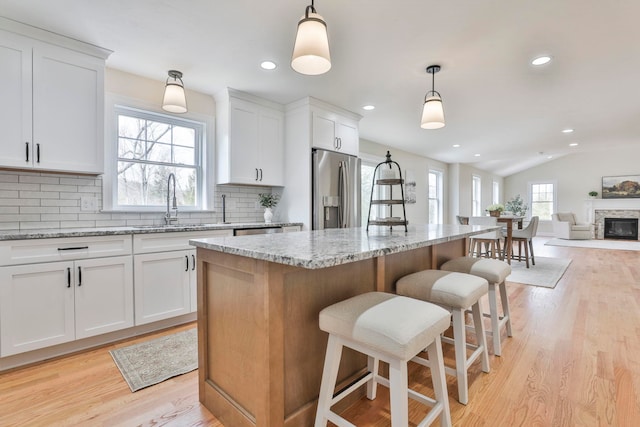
(584, 198, 640, 223)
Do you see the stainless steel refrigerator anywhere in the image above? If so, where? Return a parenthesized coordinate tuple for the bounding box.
(312, 148, 361, 230)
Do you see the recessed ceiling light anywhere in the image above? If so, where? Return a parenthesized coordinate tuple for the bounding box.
(547, 155, 553, 159)
(452, 144, 460, 148)
(531, 55, 552, 66)
(362, 105, 375, 111)
(569, 143, 579, 147)
(260, 61, 277, 70)
(562, 128, 574, 133)
(474, 153, 480, 157)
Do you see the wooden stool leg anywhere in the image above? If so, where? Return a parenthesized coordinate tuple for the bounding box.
(472, 300, 490, 373)
(524, 240, 530, 268)
(488, 283, 502, 356)
(388, 359, 409, 427)
(499, 281, 513, 337)
(529, 238, 536, 265)
(427, 336, 452, 427)
(314, 335, 343, 427)
(452, 308, 468, 404)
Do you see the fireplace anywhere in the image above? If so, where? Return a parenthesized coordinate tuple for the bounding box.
(604, 218, 639, 240)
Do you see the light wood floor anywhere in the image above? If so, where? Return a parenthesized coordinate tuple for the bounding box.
(1, 237, 639, 426)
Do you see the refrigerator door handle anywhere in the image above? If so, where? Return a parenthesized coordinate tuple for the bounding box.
(338, 161, 349, 228)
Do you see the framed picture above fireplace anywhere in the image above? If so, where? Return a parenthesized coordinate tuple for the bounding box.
(602, 175, 640, 199)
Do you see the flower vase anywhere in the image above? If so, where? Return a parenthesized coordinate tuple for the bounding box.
(489, 210, 501, 217)
(263, 207, 273, 223)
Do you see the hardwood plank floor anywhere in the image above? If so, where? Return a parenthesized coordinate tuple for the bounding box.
(1, 237, 639, 426)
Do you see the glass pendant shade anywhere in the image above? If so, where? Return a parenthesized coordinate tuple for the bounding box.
(162, 70, 187, 113)
(420, 93, 445, 129)
(291, 9, 331, 75)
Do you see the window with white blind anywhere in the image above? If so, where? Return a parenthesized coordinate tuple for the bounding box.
(428, 170, 443, 224)
(472, 175, 482, 216)
(530, 182, 556, 220)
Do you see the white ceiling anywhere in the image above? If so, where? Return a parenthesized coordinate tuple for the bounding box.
(2, 0, 639, 176)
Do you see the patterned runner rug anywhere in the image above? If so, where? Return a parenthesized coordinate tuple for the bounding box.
(110, 328, 197, 392)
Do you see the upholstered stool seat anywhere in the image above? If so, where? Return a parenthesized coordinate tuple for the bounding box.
(396, 270, 490, 405)
(440, 257, 512, 356)
(315, 292, 452, 427)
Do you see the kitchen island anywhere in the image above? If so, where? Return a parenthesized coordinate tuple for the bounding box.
(190, 224, 495, 427)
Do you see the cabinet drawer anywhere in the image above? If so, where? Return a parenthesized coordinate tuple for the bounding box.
(133, 230, 233, 254)
(0, 235, 132, 267)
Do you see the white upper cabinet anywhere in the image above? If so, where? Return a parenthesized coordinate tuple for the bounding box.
(312, 107, 360, 156)
(0, 19, 110, 174)
(216, 88, 284, 186)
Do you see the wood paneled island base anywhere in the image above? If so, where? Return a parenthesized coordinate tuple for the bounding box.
(192, 226, 484, 426)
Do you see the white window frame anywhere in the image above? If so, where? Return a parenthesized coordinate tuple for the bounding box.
(493, 181, 500, 205)
(103, 94, 214, 212)
(428, 169, 444, 224)
(472, 175, 482, 216)
(528, 180, 557, 221)
(360, 153, 386, 225)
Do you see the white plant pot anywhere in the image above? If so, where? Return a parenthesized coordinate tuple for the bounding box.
(263, 207, 273, 223)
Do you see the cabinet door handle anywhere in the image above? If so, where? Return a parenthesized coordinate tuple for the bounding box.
(191, 254, 196, 271)
(185, 255, 189, 272)
(67, 267, 71, 288)
(25, 142, 29, 162)
(255, 168, 259, 181)
(334, 137, 338, 149)
(77, 266, 82, 286)
(338, 137, 342, 149)
(36, 143, 40, 163)
(259, 168, 263, 181)
(58, 246, 89, 251)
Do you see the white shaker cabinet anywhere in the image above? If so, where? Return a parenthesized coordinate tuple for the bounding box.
(0, 251, 133, 357)
(0, 20, 110, 174)
(312, 108, 360, 156)
(216, 88, 284, 186)
(133, 230, 233, 325)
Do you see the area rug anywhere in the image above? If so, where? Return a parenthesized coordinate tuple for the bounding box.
(545, 238, 640, 251)
(109, 328, 197, 392)
(507, 256, 572, 289)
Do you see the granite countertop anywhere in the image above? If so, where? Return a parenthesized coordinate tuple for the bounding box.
(190, 224, 499, 269)
(0, 222, 303, 241)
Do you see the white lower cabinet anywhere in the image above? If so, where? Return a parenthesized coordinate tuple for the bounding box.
(0, 255, 133, 357)
(133, 250, 193, 325)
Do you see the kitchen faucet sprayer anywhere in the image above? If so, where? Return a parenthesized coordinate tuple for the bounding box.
(165, 173, 178, 224)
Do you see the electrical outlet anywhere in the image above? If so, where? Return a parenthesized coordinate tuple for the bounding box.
(81, 196, 97, 212)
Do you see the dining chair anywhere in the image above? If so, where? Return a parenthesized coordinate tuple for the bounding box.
(508, 216, 539, 268)
(468, 216, 501, 259)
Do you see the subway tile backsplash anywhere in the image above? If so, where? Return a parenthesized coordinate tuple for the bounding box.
(0, 170, 277, 230)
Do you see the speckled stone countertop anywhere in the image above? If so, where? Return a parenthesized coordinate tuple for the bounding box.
(0, 222, 303, 241)
(190, 224, 498, 269)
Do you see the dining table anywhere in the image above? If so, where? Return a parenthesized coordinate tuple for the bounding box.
(458, 215, 524, 264)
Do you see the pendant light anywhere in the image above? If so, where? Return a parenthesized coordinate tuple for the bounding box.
(162, 70, 187, 113)
(291, 0, 331, 75)
(420, 65, 445, 129)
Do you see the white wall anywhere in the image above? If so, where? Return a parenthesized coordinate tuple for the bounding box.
(504, 145, 640, 234)
(449, 163, 504, 223)
(360, 139, 449, 225)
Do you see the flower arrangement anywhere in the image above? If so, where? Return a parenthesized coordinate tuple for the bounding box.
(485, 203, 504, 212)
(258, 193, 279, 208)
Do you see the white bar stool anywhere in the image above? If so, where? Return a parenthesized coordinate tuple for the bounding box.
(315, 292, 452, 427)
(440, 257, 512, 356)
(396, 270, 490, 405)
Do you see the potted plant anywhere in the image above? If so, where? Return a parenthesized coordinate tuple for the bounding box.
(504, 194, 528, 217)
(588, 191, 598, 199)
(258, 193, 279, 223)
(485, 203, 504, 217)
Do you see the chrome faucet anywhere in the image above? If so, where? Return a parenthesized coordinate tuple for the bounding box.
(165, 173, 178, 225)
